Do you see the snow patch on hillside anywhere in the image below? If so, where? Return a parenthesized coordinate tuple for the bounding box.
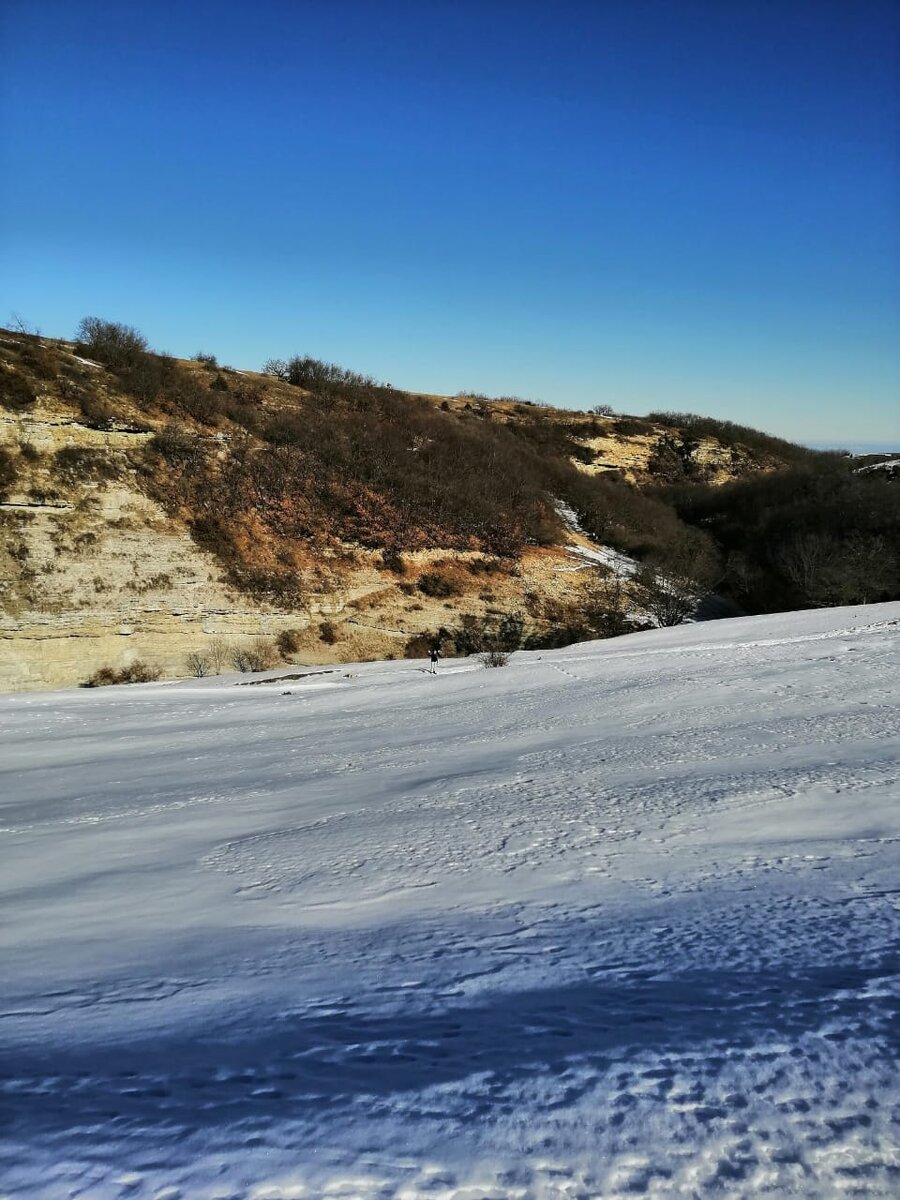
(554, 499, 639, 575)
(855, 458, 900, 479)
(1, 604, 899, 1198)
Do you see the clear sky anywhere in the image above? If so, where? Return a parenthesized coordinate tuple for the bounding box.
(1, 0, 898, 444)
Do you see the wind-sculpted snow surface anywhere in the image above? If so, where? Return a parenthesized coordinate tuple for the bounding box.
(1, 606, 899, 1199)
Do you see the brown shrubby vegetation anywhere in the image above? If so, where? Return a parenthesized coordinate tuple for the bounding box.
(244, 637, 280, 671)
(276, 628, 303, 657)
(82, 660, 161, 687)
(78, 393, 117, 429)
(7, 318, 893, 630)
(52, 447, 121, 484)
(0, 366, 38, 410)
(0, 448, 18, 498)
(318, 621, 339, 644)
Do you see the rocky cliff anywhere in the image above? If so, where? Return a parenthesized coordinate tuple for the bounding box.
(0, 327, 793, 691)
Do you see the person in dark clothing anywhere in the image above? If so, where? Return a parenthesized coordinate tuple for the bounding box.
(429, 646, 440, 674)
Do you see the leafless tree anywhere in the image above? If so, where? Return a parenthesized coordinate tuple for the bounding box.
(186, 651, 210, 678)
(633, 530, 721, 627)
(206, 638, 229, 674)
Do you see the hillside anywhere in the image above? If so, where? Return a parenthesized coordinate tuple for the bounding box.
(2, 603, 898, 1197)
(1, 321, 896, 691)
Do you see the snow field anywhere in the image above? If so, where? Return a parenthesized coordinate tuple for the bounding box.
(1, 604, 899, 1198)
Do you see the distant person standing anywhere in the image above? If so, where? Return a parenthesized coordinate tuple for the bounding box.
(429, 646, 440, 674)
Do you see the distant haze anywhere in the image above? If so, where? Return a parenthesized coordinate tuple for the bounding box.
(805, 441, 900, 456)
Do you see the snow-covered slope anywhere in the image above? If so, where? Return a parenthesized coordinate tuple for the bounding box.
(1, 605, 899, 1199)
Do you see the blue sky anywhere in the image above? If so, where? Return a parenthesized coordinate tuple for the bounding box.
(1, 0, 898, 444)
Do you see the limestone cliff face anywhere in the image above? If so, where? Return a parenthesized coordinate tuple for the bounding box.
(0, 405, 299, 689)
(0, 402, 590, 690)
(569, 427, 767, 485)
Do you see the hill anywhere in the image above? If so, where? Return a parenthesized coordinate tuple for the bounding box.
(2, 603, 899, 1196)
(1, 320, 897, 690)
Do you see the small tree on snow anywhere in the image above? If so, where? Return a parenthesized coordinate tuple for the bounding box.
(186, 651, 210, 678)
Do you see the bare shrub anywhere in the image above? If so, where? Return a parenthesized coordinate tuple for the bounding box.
(82, 666, 117, 688)
(78, 393, 116, 429)
(230, 646, 252, 672)
(583, 570, 634, 637)
(17, 342, 57, 380)
(417, 569, 464, 598)
(277, 628, 303, 657)
(480, 648, 510, 667)
(186, 651, 210, 677)
(0, 368, 37, 410)
(262, 358, 289, 380)
(450, 610, 524, 656)
(206, 638, 229, 673)
(381, 547, 406, 574)
(148, 425, 205, 466)
(52, 447, 120, 484)
(466, 556, 503, 575)
(632, 529, 721, 627)
(82, 660, 160, 687)
(0, 448, 17, 499)
(318, 621, 338, 644)
(119, 661, 160, 683)
(775, 530, 897, 607)
(75, 317, 148, 368)
(244, 637, 280, 671)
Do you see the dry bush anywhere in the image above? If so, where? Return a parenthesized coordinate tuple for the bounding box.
(381, 547, 406, 574)
(148, 425, 205, 467)
(75, 317, 148, 369)
(480, 649, 510, 667)
(230, 646, 252, 672)
(0, 368, 37, 410)
(466, 556, 504, 575)
(72, 531, 99, 554)
(52, 447, 120, 484)
(244, 637, 280, 671)
(206, 638, 229, 673)
(119, 661, 161, 683)
(318, 620, 339, 644)
(186, 650, 210, 677)
(0, 448, 17, 499)
(349, 587, 393, 612)
(17, 342, 58, 380)
(277, 628, 303, 657)
(417, 567, 465, 598)
(82, 660, 160, 687)
(78, 393, 116, 429)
